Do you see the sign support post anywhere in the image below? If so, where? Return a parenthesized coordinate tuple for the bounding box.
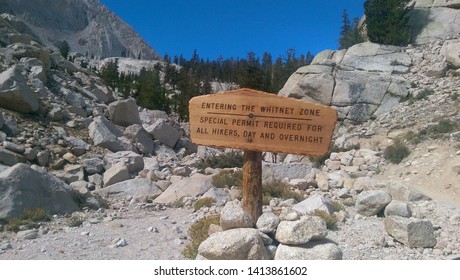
(242, 150, 262, 223)
(189, 88, 337, 222)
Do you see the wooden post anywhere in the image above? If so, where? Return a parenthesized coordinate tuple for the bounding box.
(242, 150, 263, 224)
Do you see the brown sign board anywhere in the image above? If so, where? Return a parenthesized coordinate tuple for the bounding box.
(189, 88, 337, 156)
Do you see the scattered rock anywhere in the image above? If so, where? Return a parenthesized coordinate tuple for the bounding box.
(145, 119, 181, 148)
(153, 173, 213, 204)
(198, 228, 270, 260)
(256, 212, 280, 234)
(275, 216, 327, 245)
(220, 201, 253, 230)
(384, 216, 437, 248)
(384, 200, 412, 218)
(274, 240, 343, 260)
(292, 194, 334, 215)
(108, 98, 141, 127)
(0, 163, 79, 220)
(103, 163, 130, 187)
(355, 189, 392, 216)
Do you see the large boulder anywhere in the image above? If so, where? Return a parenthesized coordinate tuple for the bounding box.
(145, 119, 181, 148)
(278, 42, 411, 123)
(384, 216, 436, 248)
(409, 3, 460, 44)
(388, 181, 431, 202)
(88, 116, 130, 152)
(256, 212, 281, 234)
(103, 151, 144, 173)
(262, 163, 312, 182)
(278, 65, 335, 104)
(198, 228, 270, 260)
(139, 109, 169, 125)
(275, 216, 327, 245)
(153, 173, 213, 204)
(292, 194, 334, 215)
(8, 43, 50, 69)
(123, 124, 154, 155)
(220, 201, 253, 230)
(384, 200, 412, 218)
(355, 189, 392, 216)
(102, 163, 130, 187)
(108, 98, 141, 127)
(0, 163, 79, 220)
(441, 39, 460, 68)
(96, 178, 162, 201)
(0, 65, 39, 114)
(274, 240, 343, 260)
(0, 147, 27, 166)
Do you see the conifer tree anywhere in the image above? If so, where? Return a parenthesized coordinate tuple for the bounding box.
(100, 59, 119, 89)
(364, 0, 413, 46)
(339, 10, 365, 49)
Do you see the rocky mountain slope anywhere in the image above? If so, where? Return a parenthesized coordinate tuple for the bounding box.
(0, 2, 459, 260)
(0, 0, 160, 60)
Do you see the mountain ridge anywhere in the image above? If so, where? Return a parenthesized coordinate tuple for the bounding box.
(0, 0, 160, 60)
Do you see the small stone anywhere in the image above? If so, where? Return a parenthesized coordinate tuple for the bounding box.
(63, 152, 77, 163)
(80, 231, 90, 236)
(173, 225, 182, 234)
(17, 229, 39, 240)
(115, 238, 128, 248)
(0, 242, 13, 250)
(147, 226, 159, 233)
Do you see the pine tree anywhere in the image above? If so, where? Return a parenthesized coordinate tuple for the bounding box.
(339, 10, 365, 49)
(339, 10, 353, 49)
(56, 40, 70, 59)
(364, 0, 413, 46)
(100, 59, 119, 89)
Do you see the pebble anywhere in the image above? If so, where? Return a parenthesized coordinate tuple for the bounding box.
(110, 238, 128, 248)
(147, 226, 159, 233)
(0, 242, 12, 250)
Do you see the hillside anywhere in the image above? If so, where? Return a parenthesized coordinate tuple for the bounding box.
(0, 0, 160, 59)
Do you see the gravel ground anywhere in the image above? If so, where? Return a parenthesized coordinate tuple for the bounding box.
(1, 197, 459, 260)
(0, 205, 193, 260)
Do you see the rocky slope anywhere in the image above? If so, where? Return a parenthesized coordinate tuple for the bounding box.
(0, 4, 459, 260)
(0, 0, 160, 60)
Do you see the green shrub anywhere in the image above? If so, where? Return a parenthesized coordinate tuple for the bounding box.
(262, 180, 303, 205)
(452, 92, 458, 101)
(312, 209, 338, 229)
(3, 208, 50, 232)
(170, 198, 186, 208)
(364, 0, 413, 46)
(183, 215, 220, 259)
(428, 119, 458, 134)
(20, 208, 50, 222)
(415, 88, 434, 101)
(65, 214, 86, 227)
(193, 197, 216, 211)
(404, 130, 422, 145)
(331, 201, 345, 212)
(197, 151, 244, 170)
(4, 219, 30, 232)
(383, 139, 410, 164)
(211, 169, 243, 189)
(400, 93, 414, 103)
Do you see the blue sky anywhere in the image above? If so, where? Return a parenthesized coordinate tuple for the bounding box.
(100, 0, 365, 60)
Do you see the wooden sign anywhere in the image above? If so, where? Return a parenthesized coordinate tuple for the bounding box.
(189, 88, 337, 156)
(189, 88, 337, 223)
